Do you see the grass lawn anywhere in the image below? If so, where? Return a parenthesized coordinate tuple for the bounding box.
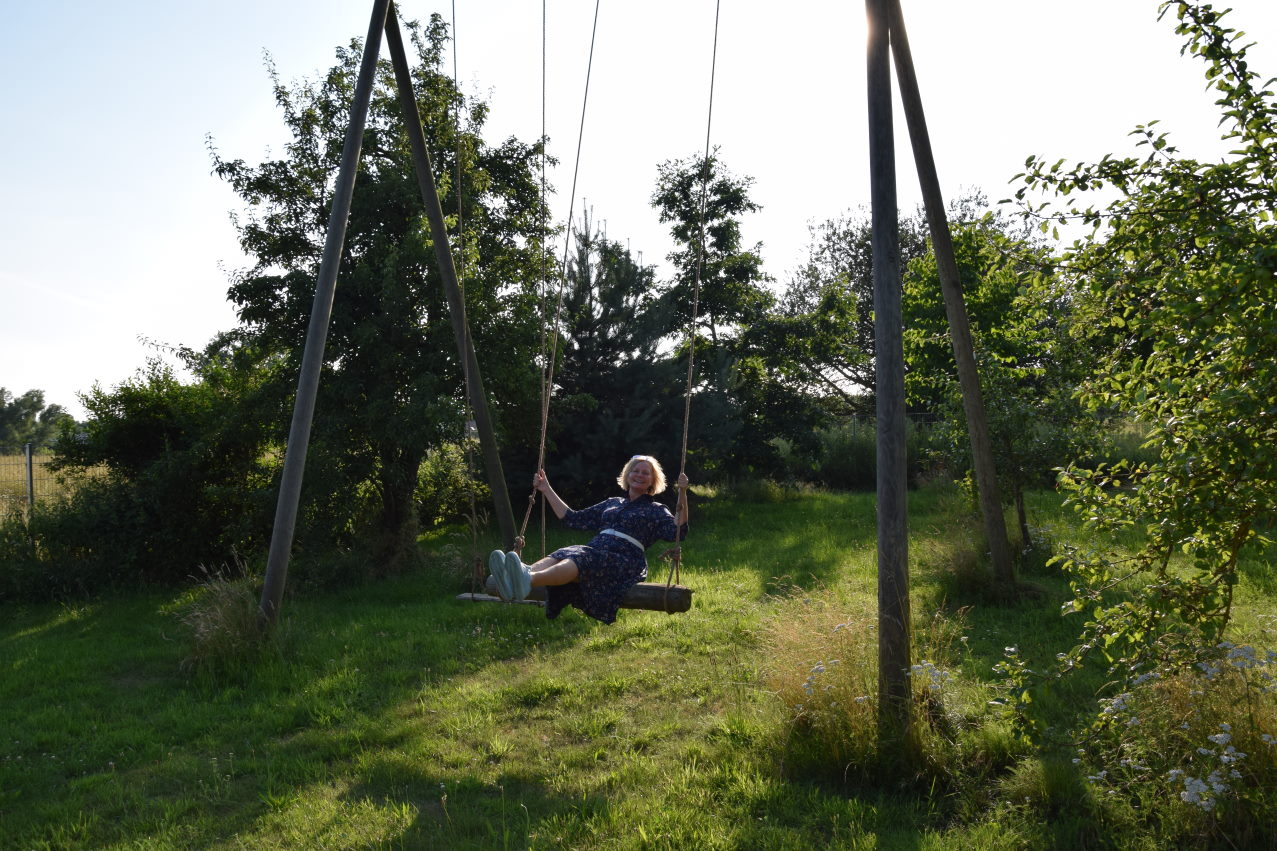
(1, 484, 1273, 849)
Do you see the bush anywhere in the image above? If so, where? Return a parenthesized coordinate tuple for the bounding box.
(11, 361, 280, 598)
(804, 418, 944, 491)
(416, 440, 489, 530)
(1072, 637, 1277, 844)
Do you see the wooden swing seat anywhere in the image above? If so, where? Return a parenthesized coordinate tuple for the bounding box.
(456, 576, 693, 613)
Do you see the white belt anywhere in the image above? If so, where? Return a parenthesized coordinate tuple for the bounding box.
(600, 528, 644, 550)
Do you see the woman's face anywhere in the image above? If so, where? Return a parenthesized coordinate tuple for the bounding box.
(627, 460, 655, 494)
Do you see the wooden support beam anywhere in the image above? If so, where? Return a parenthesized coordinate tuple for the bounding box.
(887, 0, 1016, 588)
(866, 0, 913, 741)
(384, 4, 517, 549)
(258, 0, 392, 628)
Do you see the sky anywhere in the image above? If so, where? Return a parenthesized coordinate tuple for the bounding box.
(4, 0, 1277, 420)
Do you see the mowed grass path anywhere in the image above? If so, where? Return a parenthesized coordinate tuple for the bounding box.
(3, 487, 1269, 848)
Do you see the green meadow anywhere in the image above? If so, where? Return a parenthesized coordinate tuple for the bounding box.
(2, 485, 1274, 849)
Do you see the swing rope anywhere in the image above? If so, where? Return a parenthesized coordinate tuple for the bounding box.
(516, 0, 603, 554)
(509, 0, 721, 613)
(449, 0, 488, 597)
(660, 0, 722, 601)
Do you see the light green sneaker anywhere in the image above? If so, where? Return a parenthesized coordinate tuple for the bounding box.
(505, 551, 532, 601)
(488, 549, 513, 601)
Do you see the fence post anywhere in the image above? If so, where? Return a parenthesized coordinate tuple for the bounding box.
(24, 442, 35, 521)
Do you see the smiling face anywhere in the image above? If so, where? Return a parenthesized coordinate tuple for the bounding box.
(627, 460, 655, 494)
(617, 455, 667, 496)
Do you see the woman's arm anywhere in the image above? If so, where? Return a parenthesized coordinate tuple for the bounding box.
(674, 472, 690, 527)
(534, 469, 571, 519)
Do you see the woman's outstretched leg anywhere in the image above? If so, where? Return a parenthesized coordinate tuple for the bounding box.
(530, 558, 579, 587)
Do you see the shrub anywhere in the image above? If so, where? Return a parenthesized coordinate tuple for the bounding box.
(805, 418, 944, 491)
(416, 440, 489, 530)
(1072, 636, 1277, 844)
(26, 360, 277, 596)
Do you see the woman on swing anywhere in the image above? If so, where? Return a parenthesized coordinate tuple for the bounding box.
(489, 455, 689, 624)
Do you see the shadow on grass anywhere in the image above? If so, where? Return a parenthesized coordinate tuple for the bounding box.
(0, 567, 607, 848)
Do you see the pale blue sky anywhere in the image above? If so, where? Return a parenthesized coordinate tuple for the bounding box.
(4, 1, 1275, 419)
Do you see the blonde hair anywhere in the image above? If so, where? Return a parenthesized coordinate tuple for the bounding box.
(617, 455, 667, 495)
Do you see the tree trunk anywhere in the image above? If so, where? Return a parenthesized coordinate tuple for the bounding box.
(1014, 482, 1030, 550)
(376, 444, 423, 572)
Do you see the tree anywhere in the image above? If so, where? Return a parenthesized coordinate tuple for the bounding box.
(781, 207, 929, 411)
(1015, 1, 1277, 675)
(0, 388, 73, 450)
(901, 208, 1097, 542)
(209, 16, 550, 565)
(652, 152, 772, 346)
(649, 153, 790, 478)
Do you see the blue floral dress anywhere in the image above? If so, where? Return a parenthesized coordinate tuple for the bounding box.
(544, 494, 688, 624)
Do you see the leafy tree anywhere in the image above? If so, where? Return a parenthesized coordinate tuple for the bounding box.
(781, 207, 929, 411)
(0, 388, 73, 450)
(652, 152, 772, 346)
(902, 205, 1098, 541)
(209, 16, 550, 565)
(1014, 1, 1277, 678)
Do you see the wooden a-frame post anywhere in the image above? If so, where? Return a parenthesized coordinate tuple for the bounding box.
(888, 0, 1015, 588)
(866, 0, 1018, 743)
(866, 0, 912, 742)
(259, 0, 516, 628)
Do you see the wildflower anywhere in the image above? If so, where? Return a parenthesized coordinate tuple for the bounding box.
(1218, 746, 1246, 764)
(1195, 661, 1222, 680)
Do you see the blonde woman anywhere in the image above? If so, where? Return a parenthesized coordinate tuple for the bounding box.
(490, 455, 689, 624)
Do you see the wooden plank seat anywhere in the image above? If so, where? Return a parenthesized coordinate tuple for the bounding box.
(455, 576, 694, 613)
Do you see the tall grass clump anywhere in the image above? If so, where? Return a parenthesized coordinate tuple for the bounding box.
(173, 565, 279, 678)
(759, 586, 1008, 791)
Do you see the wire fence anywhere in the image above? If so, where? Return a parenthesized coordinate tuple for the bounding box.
(0, 444, 74, 520)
